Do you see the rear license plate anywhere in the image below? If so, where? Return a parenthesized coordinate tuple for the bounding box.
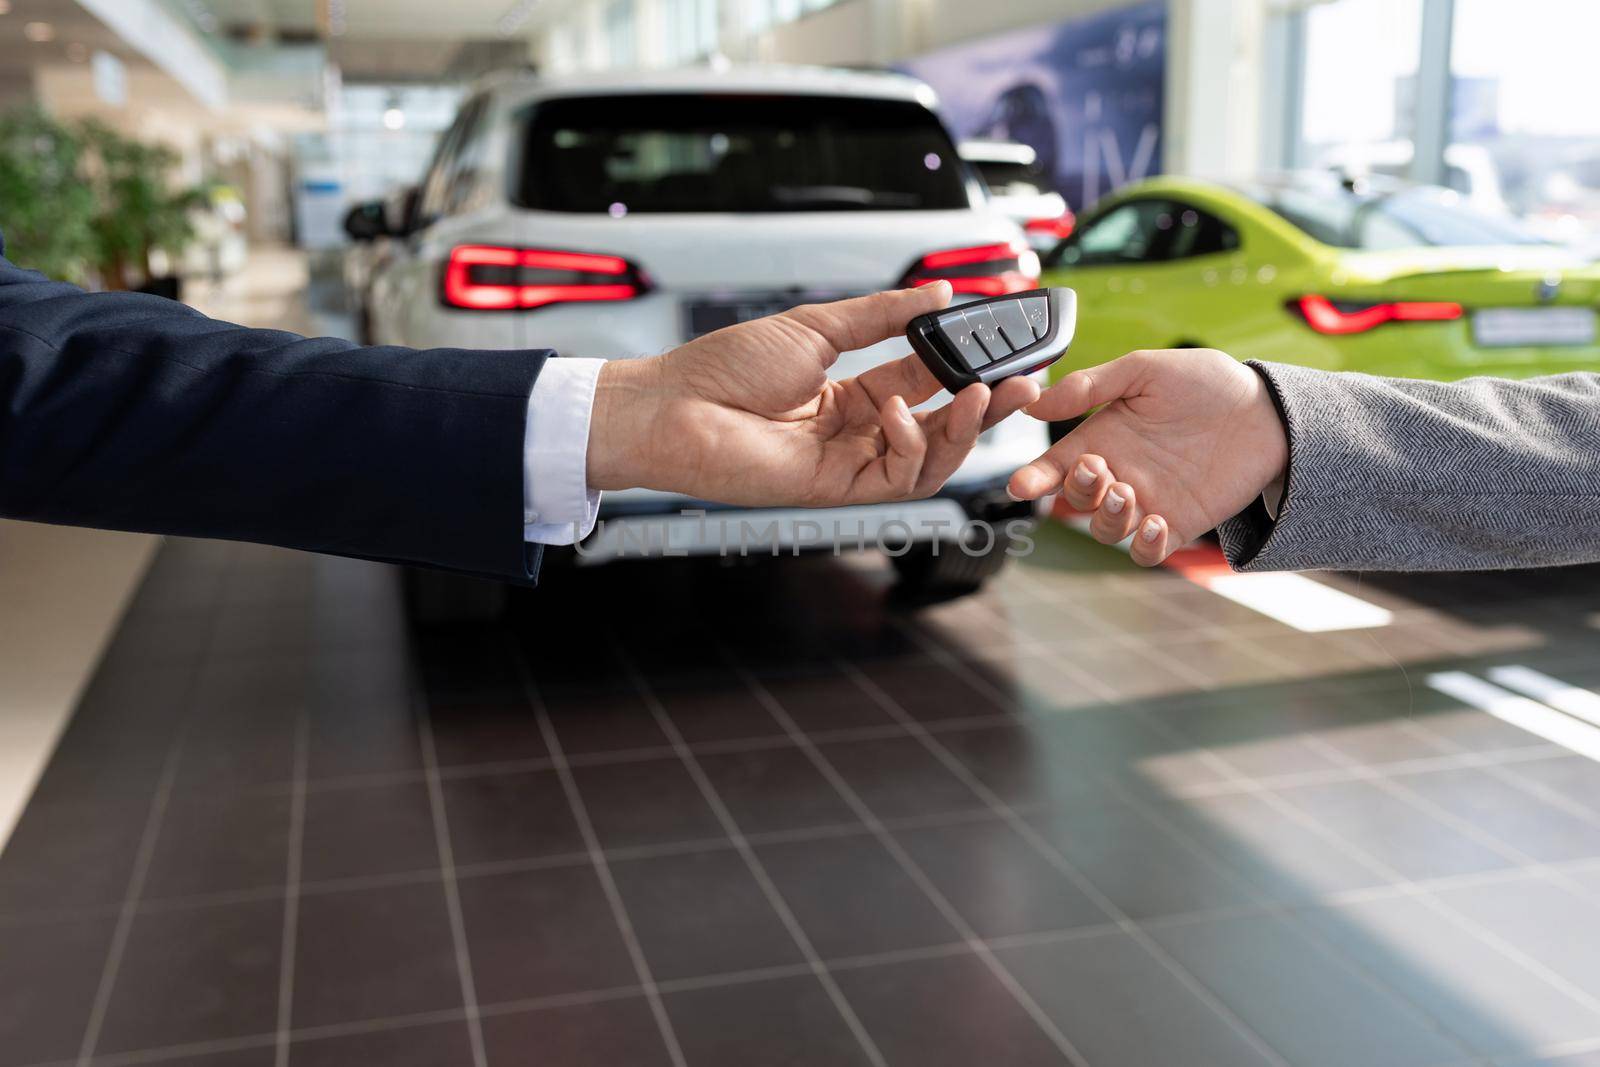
(684, 292, 856, 339)
(685, 296, 800, 338)
(1471, 307, 1597, 348)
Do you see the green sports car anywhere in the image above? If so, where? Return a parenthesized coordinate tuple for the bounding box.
(1039, 173, 1600, 385)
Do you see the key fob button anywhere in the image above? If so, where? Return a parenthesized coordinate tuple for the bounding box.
(936, 315, 990, 370)
(990, 300, 1037, 351)
(1020, 295, 1051, 339)
(962, 304, 1011, 360)
(904, 287, 1074, 394)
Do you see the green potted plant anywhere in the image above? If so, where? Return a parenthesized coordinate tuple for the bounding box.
(0, 107, 97, 284)
(80, 120, 209, 297)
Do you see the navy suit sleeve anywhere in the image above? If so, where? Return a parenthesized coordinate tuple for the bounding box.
(0, 240, 551, 581)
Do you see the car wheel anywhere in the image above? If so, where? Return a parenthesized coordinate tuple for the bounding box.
(403, 567, 509, 626)
(890, 529, 1018, 603)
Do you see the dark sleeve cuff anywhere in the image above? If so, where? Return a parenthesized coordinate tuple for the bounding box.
(1216, 360, 1301, 572)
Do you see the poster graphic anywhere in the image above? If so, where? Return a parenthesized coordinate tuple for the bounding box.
(899, 1, 1166, 211)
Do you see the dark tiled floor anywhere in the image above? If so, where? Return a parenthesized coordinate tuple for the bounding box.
(5, 532, 1600, 1067)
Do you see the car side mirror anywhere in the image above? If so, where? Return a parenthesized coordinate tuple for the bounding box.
(388, 186, 423, 239)
(343, 200, 389, 242)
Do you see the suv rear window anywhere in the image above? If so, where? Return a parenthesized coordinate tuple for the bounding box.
(516, 93, 971, 213)
(971, 160, 1049, 198)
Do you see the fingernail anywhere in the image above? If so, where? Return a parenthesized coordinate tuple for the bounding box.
(1105, 489, 1126, 514)
(1073, 463, 1095, 487)
(1005, 485, 1022, 502)
(1141, 518, 1160, 542)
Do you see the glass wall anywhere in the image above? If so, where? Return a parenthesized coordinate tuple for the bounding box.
(741, 0, 844, 35)
(1288, 0, 1600, 254)
(606, 0, 638, 68)
(1300, 0, 1425, 185)
(1450, 0, 1600, 248)
(659, 0, 720, 66)
(544, 0, 847, 74)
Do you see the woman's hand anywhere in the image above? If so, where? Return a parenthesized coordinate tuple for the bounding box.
(1008, 349, 1288, 565)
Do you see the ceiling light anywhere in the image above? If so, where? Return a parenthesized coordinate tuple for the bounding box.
(382, 107, 405, 131)
(24, 21, 55, 42)
(0, 1, 13, 15)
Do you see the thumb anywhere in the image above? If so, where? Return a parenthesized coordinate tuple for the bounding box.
(782, 281, 953, 359)
(1026, 351, 1150, 422)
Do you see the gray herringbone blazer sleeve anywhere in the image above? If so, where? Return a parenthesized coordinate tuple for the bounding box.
(1216, 361, 1600, 572)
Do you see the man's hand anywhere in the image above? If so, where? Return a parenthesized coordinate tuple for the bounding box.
(1008, 349, 1289, 565)
(586, 283, 1040, 506)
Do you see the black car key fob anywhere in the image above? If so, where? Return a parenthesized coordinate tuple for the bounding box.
(906, 287, 1076, 394)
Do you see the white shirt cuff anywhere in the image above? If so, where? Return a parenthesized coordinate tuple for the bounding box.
(524, 357, 604, 545)
(1262, 475, 1286, 521)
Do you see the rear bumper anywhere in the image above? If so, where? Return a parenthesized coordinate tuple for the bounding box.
(571, 398, 1048, 566)
(572, 475, 1037, 566)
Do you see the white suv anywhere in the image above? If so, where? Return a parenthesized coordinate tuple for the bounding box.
(363, 65, 1047, 603)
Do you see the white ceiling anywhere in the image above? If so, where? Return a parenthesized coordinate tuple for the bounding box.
(176, 0, 535, 39)
(165, 0, 538, 81)
(0, 0, 159, 77)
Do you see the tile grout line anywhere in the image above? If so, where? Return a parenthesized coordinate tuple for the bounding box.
(1320, 630, 1600, 834)
(17, 796, 1600, 937)
(612, 643, 891, 1067)
(1158, 743, 1571, 800)
(993, 585, 1525, 1064)
(73, 577, 234, 1067)
(1139, 585, 1600, 951)
(8, 927, 1123, 1067)
(508, 637, 689, 1067)
(984, 605, 1497, 1066)
(928, 601, 1324, 1062)
(846, 632, 1292, 1067)
(1388, 711, 1600, 830)
(271, 712, 310, 1067)
(287, 713, 985, 795)
(40, 547, 1600, 1067)
(1490, 1033, 1600, 1066)
(377, 729, 1566, 809)
(165, 688, 1567, 803)
(410, 664, 490, 1067)
(1289, 718, 1600, 1016)
(73, 751, 184, 1067)
(715, 640, 1096, 1067)
(1007, 663, 1494, 1060)
(1107, 581, 1600, 1024)
(26, 862, 1600, 1067)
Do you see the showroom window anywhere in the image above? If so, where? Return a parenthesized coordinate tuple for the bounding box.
(1284, 0, 1600, 251)
(1300, 0, 1425, 181)
(1449, 0, 1600, 244)
(605, 0, 637, 68)
(660, 0, 720, 66)
(742, 0, 843, 35)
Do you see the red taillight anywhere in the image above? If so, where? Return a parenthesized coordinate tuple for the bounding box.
(443, 245, 646, 311)
(900, 240, 1039, 297)
(1294, 294, 1464, 335)
(1024, 212, 1076, 240)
